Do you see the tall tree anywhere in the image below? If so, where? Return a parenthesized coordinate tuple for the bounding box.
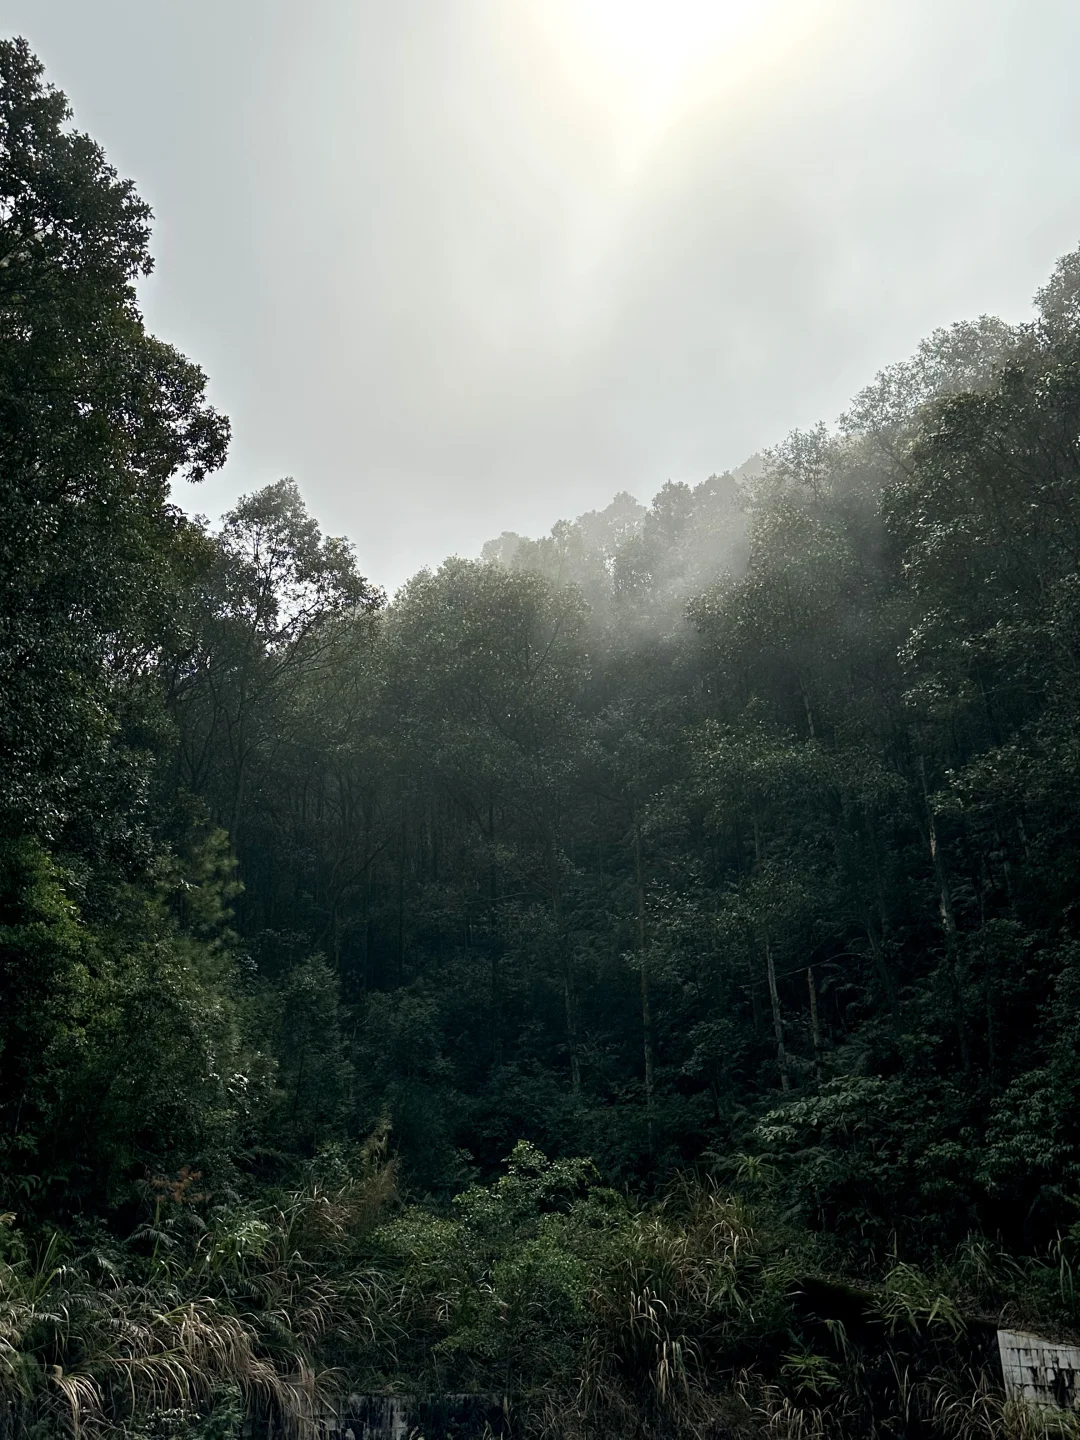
(0, 38, 228, 848)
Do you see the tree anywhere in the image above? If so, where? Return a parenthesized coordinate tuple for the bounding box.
(167, 479, 380, 846)
(0, 38, 228, 847)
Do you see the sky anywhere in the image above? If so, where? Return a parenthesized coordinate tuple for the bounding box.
(5, 0, 1080, 590)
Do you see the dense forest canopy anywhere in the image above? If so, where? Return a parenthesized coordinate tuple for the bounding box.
(4, 36, 1080, 1440)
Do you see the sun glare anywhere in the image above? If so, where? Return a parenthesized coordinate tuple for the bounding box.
(576, 0, 763, 91)
(534, 0, 821, 171)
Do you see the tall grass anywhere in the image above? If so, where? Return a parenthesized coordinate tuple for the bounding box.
(3, 1154, 1079, 1440)
(0, 1150, 400, 1440)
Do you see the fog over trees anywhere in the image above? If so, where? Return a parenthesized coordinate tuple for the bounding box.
(5, 37, 1080, 1440)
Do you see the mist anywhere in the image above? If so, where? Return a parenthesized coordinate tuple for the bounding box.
(6, 0, 1080, 590)
(10, 20, 1080, 1431)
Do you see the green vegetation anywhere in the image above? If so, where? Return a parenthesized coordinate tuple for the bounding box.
(5, 34, 1080, 1437)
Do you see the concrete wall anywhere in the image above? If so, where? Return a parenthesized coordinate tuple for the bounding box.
(316, 1394, 511, 1440)
(998, 1330, 1080, 1411)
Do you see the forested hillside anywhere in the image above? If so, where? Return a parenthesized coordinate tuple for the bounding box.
(5, 37, 1080, 1440)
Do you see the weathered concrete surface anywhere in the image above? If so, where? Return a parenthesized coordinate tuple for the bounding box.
(998, 1330, 1080, 1411)
(317, 1394, 511, 1440)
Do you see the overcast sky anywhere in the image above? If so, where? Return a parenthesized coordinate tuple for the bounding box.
(5, 0, 1080, 589)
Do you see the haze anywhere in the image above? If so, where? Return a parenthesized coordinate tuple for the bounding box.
(6, 0, 1080, 589)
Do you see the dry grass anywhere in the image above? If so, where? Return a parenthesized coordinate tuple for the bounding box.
(0, 1157, 400, 1440)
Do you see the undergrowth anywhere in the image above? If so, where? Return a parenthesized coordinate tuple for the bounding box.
(1, 1139, 1079, 1439)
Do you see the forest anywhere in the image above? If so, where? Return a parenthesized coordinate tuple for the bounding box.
(4, 35, 1080, 1440)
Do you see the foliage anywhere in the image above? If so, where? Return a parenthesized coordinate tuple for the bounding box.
(10, 35, 1080, 1437)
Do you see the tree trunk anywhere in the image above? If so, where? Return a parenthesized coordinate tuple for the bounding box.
(808, 966, 822, 1076)
(765, 938, 790, 1092)
(563, 960, 581, 1093)
(488, 800, 503, 1068)
(396, 811, 406, 987)
(919, 755, 957, 937)
(865, 917, 898, 1010)
(633, 811, 656, 1155)
(547, 835, 581, 1093)
(918, 755, 970, 1071)
(752, 813, 790, 1092)
(864, 822, 898, 1011)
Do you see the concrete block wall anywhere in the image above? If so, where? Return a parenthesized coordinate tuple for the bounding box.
(998, 1330, 1080, 1411)
(315, 1394, 511, 1440)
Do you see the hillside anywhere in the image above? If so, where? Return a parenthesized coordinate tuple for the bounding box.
(2, 37, 1080, 1439)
